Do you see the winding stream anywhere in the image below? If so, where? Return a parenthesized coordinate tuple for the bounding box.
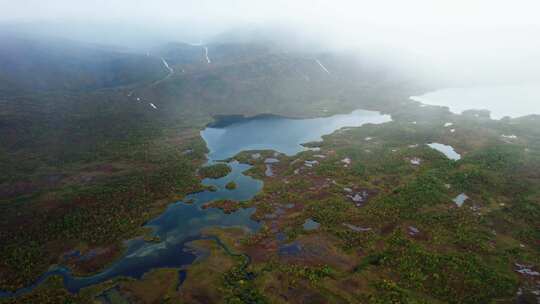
(0, 109, 390, 298)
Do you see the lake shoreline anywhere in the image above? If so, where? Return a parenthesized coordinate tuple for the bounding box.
(410, 83, 540, 120)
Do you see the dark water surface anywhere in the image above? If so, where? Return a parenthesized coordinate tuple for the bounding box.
(1, 109, 390, 297)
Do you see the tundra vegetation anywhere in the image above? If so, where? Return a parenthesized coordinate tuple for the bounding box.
(199, 163, 232, 179)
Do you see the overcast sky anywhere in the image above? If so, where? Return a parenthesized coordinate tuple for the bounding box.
(2, 0, 540, 84)
(3, 0, 539, 49)
(2, 0, 538, 23)
(3, 0, 540, 30)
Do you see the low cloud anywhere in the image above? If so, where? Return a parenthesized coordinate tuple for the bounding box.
(2, 0, 540, 84)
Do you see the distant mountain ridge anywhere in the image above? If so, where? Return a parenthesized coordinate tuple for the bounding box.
(0, 33, 168, 96)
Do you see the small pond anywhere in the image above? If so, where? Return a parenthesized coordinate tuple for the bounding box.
(453, 193, 469, 207)
(427, 143, 461, 161)
(303, 219, 320, 231)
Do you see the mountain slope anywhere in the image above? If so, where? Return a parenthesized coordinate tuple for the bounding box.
(0, 34, 168, 96)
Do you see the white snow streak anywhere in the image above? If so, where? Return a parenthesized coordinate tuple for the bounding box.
(161, 58, 174, 74)
(204, 47, 211, 64)
(151, 57, 175, 86)
(315, 59, 330, 75)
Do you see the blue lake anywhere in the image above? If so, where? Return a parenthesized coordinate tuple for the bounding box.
(0, 109, 390, 297)
(202, 109, 391, 160)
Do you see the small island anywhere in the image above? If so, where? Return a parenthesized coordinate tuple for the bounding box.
(225, 181, 237, 190)
(201, 200, 243, 214)
(199, 163, 231, 179)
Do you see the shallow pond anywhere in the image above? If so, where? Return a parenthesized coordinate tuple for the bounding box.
(410, 84, 540, 119)
(1, 109, 390, 297)
(302, 219, 320, 231)
(453, 193, 469, 207)
(427, 143, 461, 161)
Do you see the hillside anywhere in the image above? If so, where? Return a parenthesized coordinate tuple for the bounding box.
(0, 33, 168, 96)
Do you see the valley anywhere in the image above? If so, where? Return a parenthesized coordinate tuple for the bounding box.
(0, 36, 539, 304)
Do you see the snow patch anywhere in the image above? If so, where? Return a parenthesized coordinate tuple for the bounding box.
(315, 59, 330, 75)
(161, 57, 174, 74)
(204, 46, 211, 64)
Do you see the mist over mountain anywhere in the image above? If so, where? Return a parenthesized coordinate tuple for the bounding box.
(3, 18, 540, 89)
(1, 2, 540, 303)
(0, 32, 168, 95)
(1, 0, 538, 89)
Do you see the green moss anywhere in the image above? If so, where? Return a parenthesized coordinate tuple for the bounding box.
(222, 262, 268, 304)
(379, 234, 517, 303)
(0, 151, 203, 291)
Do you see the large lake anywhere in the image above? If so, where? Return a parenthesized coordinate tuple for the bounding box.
(1, 109, 391, 298)
(202, 109, 392, 160)
(410, 83, 540, 119)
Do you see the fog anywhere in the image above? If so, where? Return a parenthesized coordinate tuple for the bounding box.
(2, 0, 540, 85)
